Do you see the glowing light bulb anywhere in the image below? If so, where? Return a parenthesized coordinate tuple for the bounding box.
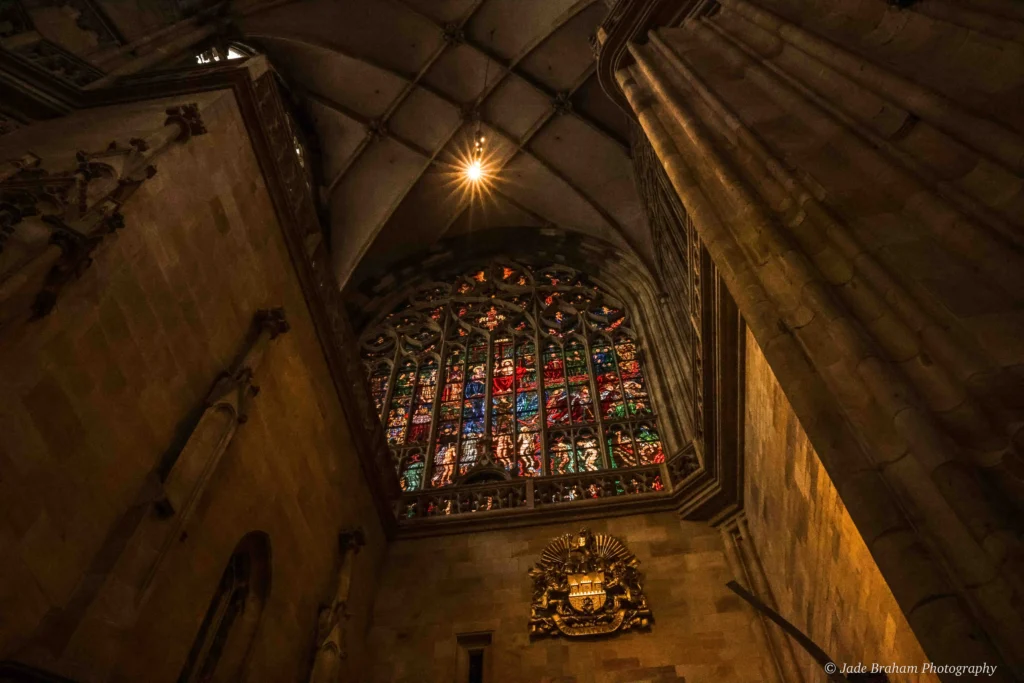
(466, 160, 483, 181)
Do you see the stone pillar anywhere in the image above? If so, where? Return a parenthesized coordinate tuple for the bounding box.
(610, 0, 1024, 678)
(309, 529, 366, 683)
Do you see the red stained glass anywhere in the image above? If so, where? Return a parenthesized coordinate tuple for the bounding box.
(549, 433, 574, 475)
(606, 424, 637, 468)
(406, 358, 437, 444)
(361, 262, 661, 487)
(432, 438, 458, 487)
(635, 423, 664, 464)
(616, 337, 651, 416)
(575, 432, 601, 472)
(477, 304, 506, 330)
(366, 362, 391, 418)
(385, 359, 416, 445)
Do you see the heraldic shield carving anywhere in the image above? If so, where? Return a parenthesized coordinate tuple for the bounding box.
(528, 528, 652, 638)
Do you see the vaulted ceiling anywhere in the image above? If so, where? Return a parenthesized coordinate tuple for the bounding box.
(234, 0, 650, 291)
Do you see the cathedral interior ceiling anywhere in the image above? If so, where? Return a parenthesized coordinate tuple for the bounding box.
(234, 0, 648, 289)
(343, 226, 641, 330)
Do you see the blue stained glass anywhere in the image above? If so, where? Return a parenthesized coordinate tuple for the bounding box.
(515, 391, 539, 419)
(465, 370, 486, 398)
(361, 263, 662, 488)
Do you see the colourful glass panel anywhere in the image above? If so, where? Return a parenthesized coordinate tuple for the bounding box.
(514, 340, 541, 477)
(477, 305, 507, 331)
(385, 359, 416, 445)
(399, 451, 425, 491)
(543, 343, 568, 427)
(407, 358, 437, 444)
(432, 348, 463, 487)
(366, 362, 390, 418)
(549, 432, 574, 475)
(635, 423, 665, 464)
(460, 339, 487, 474)
(606, 424, 637, 468)
(565, 339, 594, 425)
(574, 431, 602, 472)
(362, 262, 664, 488)
(515, 431, 542, 477)
(432, 437, 458, 488)
(491, 336, 515, 471)
(591, 341, 625, 420)
(615, 337, 651, 416)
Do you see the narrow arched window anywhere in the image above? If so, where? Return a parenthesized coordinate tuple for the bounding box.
(178, 533, 270, 683)
(360, 262, 665, 490)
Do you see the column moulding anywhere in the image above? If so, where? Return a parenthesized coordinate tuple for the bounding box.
(609, 0, 1024, 674)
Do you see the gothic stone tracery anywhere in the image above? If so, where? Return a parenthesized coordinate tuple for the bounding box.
(359, 261, 666, 493)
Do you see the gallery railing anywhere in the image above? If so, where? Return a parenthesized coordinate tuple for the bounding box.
(397, 442, 699, 524)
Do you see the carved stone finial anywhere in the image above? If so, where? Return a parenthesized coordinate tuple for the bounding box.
(254, 307, 290, 338)
(165, 103, 208, 141)
(442, 22, 465, 45)
(552, 91, 573, 116)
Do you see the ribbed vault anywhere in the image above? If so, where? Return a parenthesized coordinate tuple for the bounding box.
(232, 0, 647, 289)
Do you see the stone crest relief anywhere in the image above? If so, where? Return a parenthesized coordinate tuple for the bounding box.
(528, 528, 652, 638)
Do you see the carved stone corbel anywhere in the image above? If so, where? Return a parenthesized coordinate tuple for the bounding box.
(25, 307, 290, 657)
(309, 528, 366, 683)
(157, 308, 289, 519)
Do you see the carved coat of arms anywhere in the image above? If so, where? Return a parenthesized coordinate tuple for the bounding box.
(528, 528, 652, 638)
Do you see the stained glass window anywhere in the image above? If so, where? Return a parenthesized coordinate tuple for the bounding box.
(360, 262, 664, 488)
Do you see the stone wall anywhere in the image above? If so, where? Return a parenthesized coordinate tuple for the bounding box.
(368, 512, 773, 683)
(0, 91, 385, 681)
(743, 329, 936, 683)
